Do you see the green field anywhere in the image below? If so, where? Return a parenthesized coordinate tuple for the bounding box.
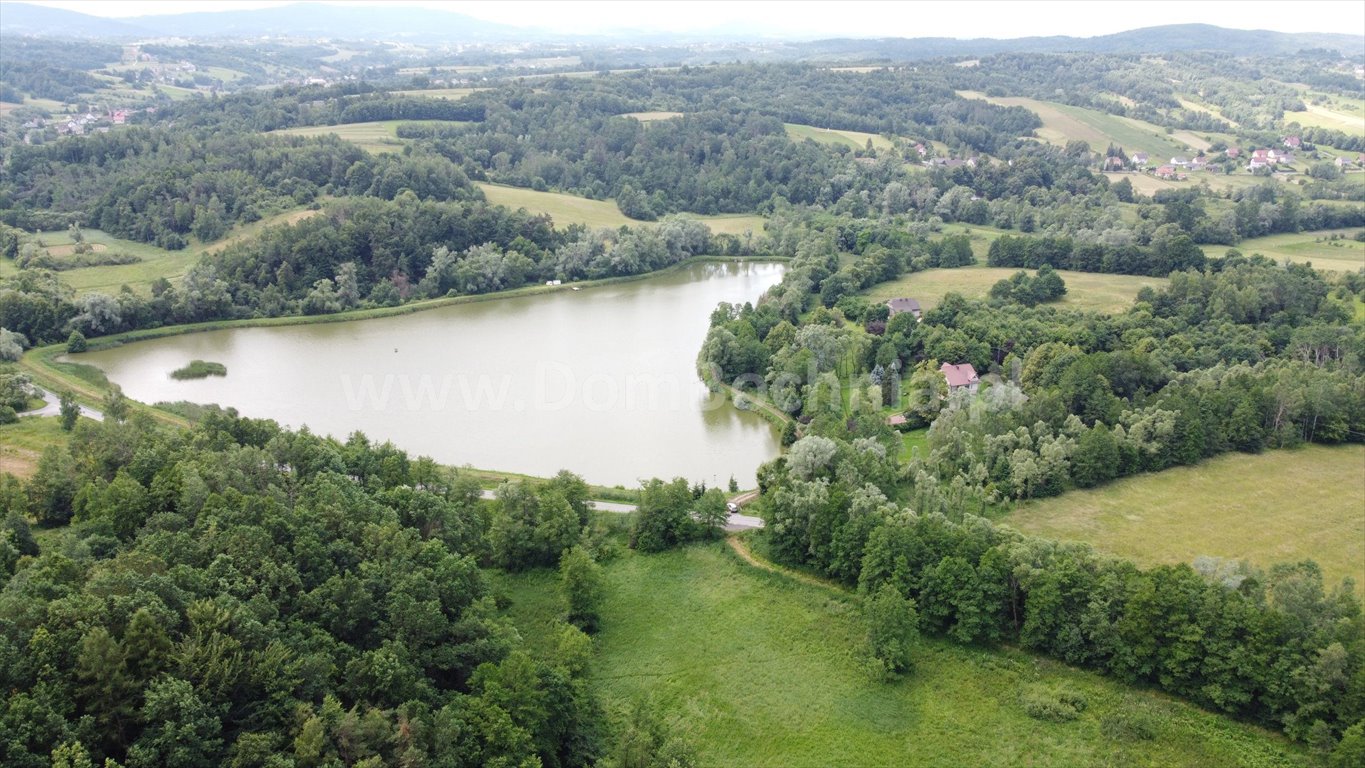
(1283, 100, 1365, 133)
(862, 265, 1165, 314)
(1103, 170, 1284, 195)
(0, 228, 196, 295)
(785, 123, 896, 151)
(0, 415, 72, 480)
(474, 182, 766, 236)
(619, 111, 684, 122)
(270, 119, 469, 153)
(0, 208, 322, 295)
(1005, 445, 1365, 587)
(957, 92, 1210, 160)
(1205, 228, 1365, 273)
(497, 543, 1308, 767)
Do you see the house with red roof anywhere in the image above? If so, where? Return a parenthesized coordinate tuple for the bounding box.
(940, 363, 980, 394)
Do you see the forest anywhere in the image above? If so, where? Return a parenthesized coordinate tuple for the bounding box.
(2, 30, 1364, 768)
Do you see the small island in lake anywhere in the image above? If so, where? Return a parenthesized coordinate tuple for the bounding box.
(170, 360, 228, 380)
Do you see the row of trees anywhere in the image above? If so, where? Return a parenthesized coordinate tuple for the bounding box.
(758, 432, 1362, 754)
(0, 198, 726, 345)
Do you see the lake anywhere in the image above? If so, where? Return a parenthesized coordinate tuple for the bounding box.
(79, 261, 785, 488)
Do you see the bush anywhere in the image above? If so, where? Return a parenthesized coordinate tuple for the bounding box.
(0, 404, 17, 424)
(1021, 684, 1088, 722)
(66, 330, 87, 353)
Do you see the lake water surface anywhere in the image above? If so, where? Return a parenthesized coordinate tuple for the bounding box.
(80, 262, 785, 487)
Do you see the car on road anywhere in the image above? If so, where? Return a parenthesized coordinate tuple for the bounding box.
(726, 502, 739, 513)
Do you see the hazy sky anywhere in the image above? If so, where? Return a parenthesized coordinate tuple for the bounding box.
(15, 0, 1365, 39)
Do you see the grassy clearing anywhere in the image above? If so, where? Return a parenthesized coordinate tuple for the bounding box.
(0, 416, 71, 480)
(1005, 445, 1365, 587)
(957, 92, 1199, 159)
(475, 182, 643, 228)
(387, 88, 481, 99)
(862, 265, 1165, 314)
(474, 182, 766, 235)
(618, 111, 684, 122)
(1283, 101, 1365, 133)
(0, 228, 198, 295)
(270, 120, 470, 153)
(898, 427, 929, 463)
(785, 122, 895, 151)
(1102, 171, 1280, 196)
(1204, 228, 1365, 273)
(0, 207, 323, 295)
(496, 543, 1308, 767)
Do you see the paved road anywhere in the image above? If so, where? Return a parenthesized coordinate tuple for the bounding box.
(477, 488, 763, 529)
(21, 386, 105, 422)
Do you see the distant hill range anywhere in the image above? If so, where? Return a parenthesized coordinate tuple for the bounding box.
(0, 2, 1360, 57)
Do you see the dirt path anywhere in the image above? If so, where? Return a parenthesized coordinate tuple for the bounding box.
(726, 535, 846, 592)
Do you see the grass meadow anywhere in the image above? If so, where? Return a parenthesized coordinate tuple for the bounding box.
(495, 542, 1309, 767)
(1005, 444, 1365, 587)
(270, 119, 470, 153)
(619, 111, 685, 122)
(0, 207, 323, 296)
(1205, 228, 1365, 273)
(956, 92, 1205, 159)
(861, 265, 1165, 314)
(785, 123, 896, 151)
(474, 182, 767, 236)
(0, 415, 72, 480)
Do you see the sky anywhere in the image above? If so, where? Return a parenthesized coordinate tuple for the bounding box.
(13, 0, 1365, 39)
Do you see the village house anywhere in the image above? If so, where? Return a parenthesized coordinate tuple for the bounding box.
(1189, 156, 1208, 170)
(1131, 152, 1149, 167)
(1336, 156, 1349, 169)
(1170, 156, 1190, 167)
(1104, 156, 1126, 170)
(940, 363, 980, 394)
(914, 142, 928, 157)
(1283, 135, 1302, 149)
(1225, 147, 1241, 158)
(886, 297, 922, 319)
(1155, 164, 1181, 180)
(1248, 157, 1270, 171)
(1251, 148, 1270, 162)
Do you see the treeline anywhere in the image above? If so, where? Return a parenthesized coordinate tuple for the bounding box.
(337, 95, 485, 124)
(987, 232, 1207, 277)
(2, 127, 478, 249)
(0, 198, 728, 343)
(147, 83, 480, 133)
(756, 429, 1363, 754)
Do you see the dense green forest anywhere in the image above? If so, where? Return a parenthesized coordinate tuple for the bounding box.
(0, 409, 638, 767)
